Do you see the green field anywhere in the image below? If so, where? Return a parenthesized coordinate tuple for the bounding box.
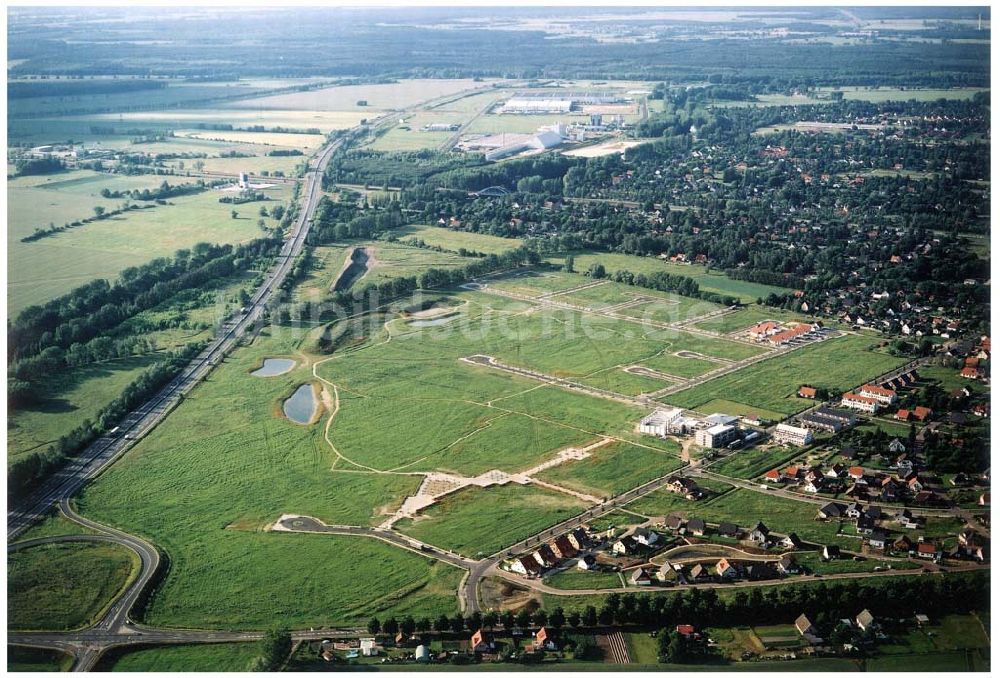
(679, 488, 844, 545)
(552, 252, 791, 303)
(692, 399, 786, 422)
(628, 478, 736, 516)
(576, 367, 671, 396)
(363, 240, 471, 285)
(8, 541, 137, 631)
(616, 295, 724, 325)
(693, 306, 811, 334)
(544, 568, 623, 591)
(486, 269, 594, 297)
(11, 510, 97, 543)
(392, 224, 523, 255)
(708, 446, 802, 480)
(8, 272, 257, 462)
(396, 482, 586, 558)
(99, 643, 260, 672)
(665, 334, 905, 416)
(536, 441, 683, 499)
(7, 646, 73, 673)
(8, 177, 289, 314)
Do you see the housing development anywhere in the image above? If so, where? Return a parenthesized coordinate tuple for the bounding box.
(5, 5, 992, 674)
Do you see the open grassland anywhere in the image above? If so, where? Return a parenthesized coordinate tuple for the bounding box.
(9, 181, 289, 314)
(294, 245, 352, 300)
(557, 281, 649, 308)
(627, 479, 736, 516)
(363, 241, 470, 285)
(228, 79, 492, 112)
(392, 224, 523, 255)
(615, 295, 724, 326)
(535, 441, 682, 499)
(9, 272, 257, 462)
(664, 334, 906, 416)
(689, 488, 843, 544)
(486, 269, 593, 297)
(99, 643, 258, 672)
(8, 541, 138, 631)
(552, 252, 791, 302)
(576, 367, 669, 396)
(395, 482, 586, 558)
(794, 551, 920, 575)
(816, 86, 989, 102)
(544, 568, 622, 590)
(11, 510, 98, 543)
(76, 326, 471, 629)
(7, 646, 74, 673)
(709, 445, 802, 480)
(366, 111, 469, 151)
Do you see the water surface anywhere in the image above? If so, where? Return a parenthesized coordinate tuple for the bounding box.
(251, 358, 296, 377)
(283, 384, 318, 424)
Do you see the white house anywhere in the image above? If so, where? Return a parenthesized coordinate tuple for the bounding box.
(774, 423, 814, 446)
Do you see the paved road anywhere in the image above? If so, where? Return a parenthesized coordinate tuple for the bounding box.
(7, 131, 350, 542)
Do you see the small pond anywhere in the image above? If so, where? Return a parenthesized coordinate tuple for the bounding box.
(283, 384, 318, 424)
(407, 314, 459, 328)
(252, 358, 296, 377)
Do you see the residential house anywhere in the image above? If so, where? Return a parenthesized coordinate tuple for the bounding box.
(795, 614, 818, 637)
(803, 478, 823, 493)
(567, 528, 590, 551)
(512, 556, 542, 576)
(848, 466, 866, 481)
(856, 514, 876, 535)
(913, 406, 932, 421)
(533, 627, 556, 652)
(534, 545, 559, 568)
(868, 529, 889, 550)
(632, 527, 659, 547)
(917, 542, 941, 560)
(551, 535, 578, 560)
(783, 465, 802, 481)
(657, 562, 681, 584)
(897, 509, 922, 529)
(823, 545, 841, 560)
(676, 624, 696, 637)
(893, 535, 913, 554)
(859, 384, 898, 405)
(748, 522, 770, 545)
(664, 516, 686, 532)
(631, 568, 653, 586)
(856, 609, 877, 632)
(718, 522, 740, 538)
(777, 555, 800, 574)
(764, 469, 783, 483)
(841, 392, 880, 413)
(470, 629, 495, 653)
(818, 502, 846, 520)
(888, 438, 907, 455)
(745, 563, 780, 581)
(688, 563, 709, 582)
(799, 386, 818, 399)
(577, 555, 597, 571)
(687, 518, 706, 536)
(612, 536, 638, 556)
(716, 558, 740, 578)
(781, 533, 803, 549)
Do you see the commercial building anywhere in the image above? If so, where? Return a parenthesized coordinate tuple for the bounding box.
(694, 423, 739, 448)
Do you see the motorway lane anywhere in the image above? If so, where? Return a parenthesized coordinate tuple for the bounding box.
(7, 134, 347, 541)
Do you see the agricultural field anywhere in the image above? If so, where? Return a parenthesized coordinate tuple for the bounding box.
(7, 646, 74, 673)
(8, 541, 138, 631)
(535, 441, 684, 499)
(8, 180, 290, 314)
(391, 224, 523, 255)
(664, 334, 906, 416)
(553, 252, 792, 302)
(544, 568, 623, 591)
(227, 78, 494, 112)
(395, 482, 586, 558)
(98, 643, 259, 673)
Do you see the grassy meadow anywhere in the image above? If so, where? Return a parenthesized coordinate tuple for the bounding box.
(664, 334, 906, 416)
(7, 646, 74, 673)
(535, 441, 683, 499)
(395, 482, 586, 558)
(8, 541, 138, 631)
(392, 224, 523, 255)
(98, 643, 259, 672)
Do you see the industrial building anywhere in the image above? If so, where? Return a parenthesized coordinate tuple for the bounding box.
(639, 407, 696, 437)
(695, 423, 739, 448)
(773, 423, 814, 446)
(484, 130, 563, 161)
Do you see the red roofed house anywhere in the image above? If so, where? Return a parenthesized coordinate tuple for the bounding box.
(913, 406, 932, 421)
(848, 466, 865, 480)
(917, 542, 939, 559)
(799, 386, 817, 399)
(896, 409, 911, 421)
(784, 465, 801, 481)
(841, 392, 879, 414)
(676, 625, 696, 637)
(961, 367, 980, 379)
(765, 469, 782, 483)
(748, 321, 780, 340)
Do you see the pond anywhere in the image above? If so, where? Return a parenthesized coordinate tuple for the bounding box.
(407, 314, 459, 328)
(283, 384, 318, 424)
(251, 358, 296, 377)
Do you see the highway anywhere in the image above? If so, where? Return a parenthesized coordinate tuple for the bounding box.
(7, 131, 347, 542)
